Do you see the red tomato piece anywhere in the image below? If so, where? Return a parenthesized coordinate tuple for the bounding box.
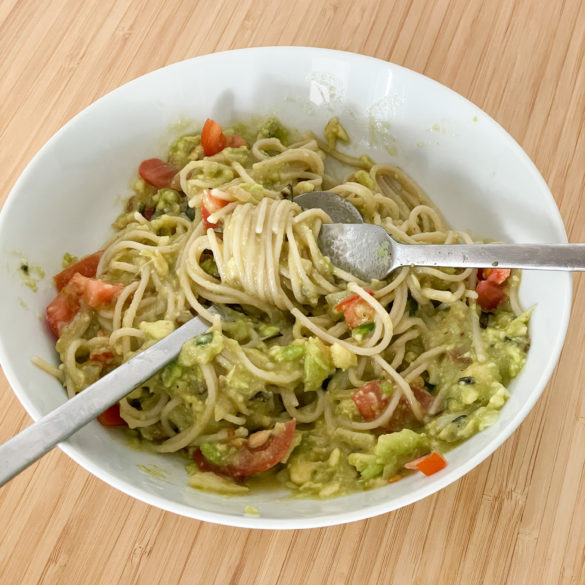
(90, 351, 115, 363)
(142, 206, 155, 221)
(201, 119, 227, 156)
(334, 290, 374, 310)
(335, 290, 376, 328)
(385, 399, 417, 432)
(97, 403, 126, 427)
(225, 134, 247, 148)
(476, 279, 507, 310)
(46, 289, 81, 336)
(404, 452, 447, 476)
(138, 158, 178, 189)
(194, 420, 296, 479)
(478, 268, 511, 285)
(352, 381, 389, 421)
(80, 275, 124, 308)
(46, 274, 123, 337)
(353, 382, 434, 426)
(54, 251, 103, 291)
(201, 188, 229, 229)
(411, 386, 434, 411)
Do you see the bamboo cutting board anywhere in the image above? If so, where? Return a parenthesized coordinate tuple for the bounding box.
(1, 1, 585, 584)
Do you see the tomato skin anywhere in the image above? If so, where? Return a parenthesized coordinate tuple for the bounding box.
(476, 279, 507, 310)
(352, 381, 389, 421)
(404, 452, 447, 476)
(335, 290, 375, 328)
(138, 158, 178, 189)
(46, 290, 81, 336)
(201, 188, 228, 229)
(97, 403, 126, 427)
(194, 420, 296, 479)
(201, 119, 227, 156)
(478, 268, 511, 285)
(54, 251, 103, 291)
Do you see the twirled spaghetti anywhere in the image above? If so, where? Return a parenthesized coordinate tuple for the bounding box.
(40, 117, 530, 498)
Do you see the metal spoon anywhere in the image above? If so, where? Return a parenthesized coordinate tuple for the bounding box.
(0, 315, 210, 487)
(295, 191, 585, 281)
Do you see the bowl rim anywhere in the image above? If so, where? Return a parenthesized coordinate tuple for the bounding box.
(0, 46, 572, 529)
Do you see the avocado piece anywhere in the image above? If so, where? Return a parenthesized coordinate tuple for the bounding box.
(178, 331, 223, 366)
(349, 429, 429, 480)
(303, 338, 333, 391)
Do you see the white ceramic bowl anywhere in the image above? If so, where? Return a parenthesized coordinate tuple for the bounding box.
(0, 47, 571, 529)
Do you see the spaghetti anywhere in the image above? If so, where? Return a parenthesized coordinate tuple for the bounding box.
(41, 117, 530, 498)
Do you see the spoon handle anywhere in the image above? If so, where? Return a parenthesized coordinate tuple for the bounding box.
(0, 316, 209, 487)
(394, 242, 585, 271)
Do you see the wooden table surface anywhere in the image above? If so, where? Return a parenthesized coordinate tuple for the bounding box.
(2, 1, 585, 584)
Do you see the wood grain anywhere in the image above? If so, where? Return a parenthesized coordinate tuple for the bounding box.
(1, 1, 585, 583)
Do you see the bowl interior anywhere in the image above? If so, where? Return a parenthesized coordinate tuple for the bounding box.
(0, 47, 570, 528)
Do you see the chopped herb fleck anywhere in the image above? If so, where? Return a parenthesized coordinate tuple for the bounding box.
(351, 322, 375, 341)
(194, 332, 213, 346)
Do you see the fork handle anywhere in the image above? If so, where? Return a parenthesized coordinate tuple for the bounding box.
(394, 243, 585, 271)
(0, 316, 209, 487)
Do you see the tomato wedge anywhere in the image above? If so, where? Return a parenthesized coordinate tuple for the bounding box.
(201, 119, 227, 156)
(404, 452, 447, 476)
(335, 290, 375, 328)
(194, 420, 296, 479)
(476, 279, 507, 310)
(201, 188, 229, 229)
(97, 403, 126, 427)
(352, 381, 389, 421)
(138, 158, 178, 189)
(54, 251, 103, 291)
(201, 118, 247, 156)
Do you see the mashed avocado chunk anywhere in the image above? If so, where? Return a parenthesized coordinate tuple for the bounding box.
(168, 134, 200, 168)
(256, 117, 290, 143)
(419, 300, 530, 445)
(303, 338, 333, 391)
(178, 331, 223, 366)
(348, 429, 429, 480)
(285, 422, 361, 498)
